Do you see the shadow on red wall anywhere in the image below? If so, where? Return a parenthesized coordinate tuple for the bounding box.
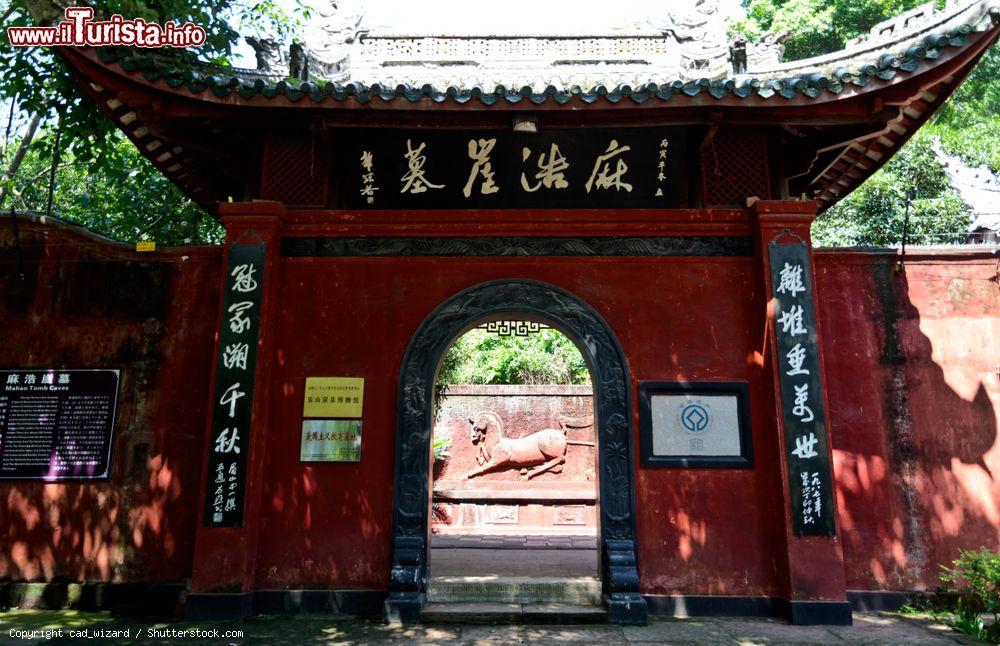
(817, 252, 999, 591)
(0, 215, 221, 590)
(2, 214, 997, 600)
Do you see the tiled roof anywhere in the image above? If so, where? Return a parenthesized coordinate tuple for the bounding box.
(92, 0, 998, 106)
(60, 0, 999, 213)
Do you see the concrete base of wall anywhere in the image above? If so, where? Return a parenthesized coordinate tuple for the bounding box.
(0, 582, 185, 617)
(845, 590, 909, 612)
(644, 595, 857, 625)
(0, 582, 909, 625)
(185, 589, 387, 620)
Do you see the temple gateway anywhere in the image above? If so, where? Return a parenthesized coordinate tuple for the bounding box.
(2, 0, 999, 627)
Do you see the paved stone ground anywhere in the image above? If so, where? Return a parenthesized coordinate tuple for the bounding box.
(0, 610, 984, 645)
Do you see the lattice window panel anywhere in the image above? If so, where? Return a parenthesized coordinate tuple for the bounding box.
(261, 133, 328, 207)
(701, 127, 770, 207)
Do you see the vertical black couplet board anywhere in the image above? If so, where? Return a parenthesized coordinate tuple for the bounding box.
(0, 369, 119, 480)
(203, 243, 265, 527)
(768, 241, 837, 536)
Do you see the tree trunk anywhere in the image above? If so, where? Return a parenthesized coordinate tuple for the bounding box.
(0, 111, 43, 208)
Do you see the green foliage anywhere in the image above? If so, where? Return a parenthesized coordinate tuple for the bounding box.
(0, 0, 308, 240)
(437, 328, 591, 386)
(932, 46, 1000, 172)
(3, 128, 223, 244)
(812, 130, 970, 247)
(1, 0, 308, 160)
(432, 433, 452, 461)
(733, 0, 933, 60)
(939, 548, 1000, 643)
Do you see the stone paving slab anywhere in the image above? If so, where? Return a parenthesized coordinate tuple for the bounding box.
(0, 610, 984, 645)
(622, 618, 737, 643)
(430, 546, 599, 577)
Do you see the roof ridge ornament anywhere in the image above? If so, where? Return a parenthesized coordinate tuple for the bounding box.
(933, 140, 1000, 236)
(246, 37, 288, 76)
(303, 0, 366, 81)
(649, 0, 731, 80)
(846, 0, 946, 48)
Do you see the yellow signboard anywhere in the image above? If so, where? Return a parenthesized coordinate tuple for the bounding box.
(303, 377, 364, 418)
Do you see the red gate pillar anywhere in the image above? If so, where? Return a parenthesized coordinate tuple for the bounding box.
(187, 201, 286, 618)
(753, 200, 851, 625)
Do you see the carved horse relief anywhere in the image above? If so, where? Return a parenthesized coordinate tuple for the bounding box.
(466, 411, 595, 480)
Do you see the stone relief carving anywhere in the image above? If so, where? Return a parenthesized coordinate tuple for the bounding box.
(465, 411, 595, 480)
(281, 235, 755, 258)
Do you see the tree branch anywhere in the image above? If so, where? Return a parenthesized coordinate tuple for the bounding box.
(0, 111, 43, 208)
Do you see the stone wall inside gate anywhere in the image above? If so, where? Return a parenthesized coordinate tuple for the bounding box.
(0, 212, 997, 603)
(431, 385, 597, 535)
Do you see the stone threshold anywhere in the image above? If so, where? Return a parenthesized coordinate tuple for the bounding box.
(431, 534, 598, 549)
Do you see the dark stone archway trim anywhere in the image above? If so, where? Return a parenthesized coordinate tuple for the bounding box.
(385, 279, 646, 625)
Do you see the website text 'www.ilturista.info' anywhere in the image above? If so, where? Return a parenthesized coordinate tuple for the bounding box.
(7, 7, 206, 48)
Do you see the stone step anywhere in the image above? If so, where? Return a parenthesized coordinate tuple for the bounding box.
(421, 601, 607, 624)
(426, 576, 602, 604)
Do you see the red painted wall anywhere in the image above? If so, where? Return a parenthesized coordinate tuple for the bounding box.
(0, 215, 221, 583)
(2, 213, 997, 598)
(255, 253, 788, 595)
(816, 250, 1000, 592)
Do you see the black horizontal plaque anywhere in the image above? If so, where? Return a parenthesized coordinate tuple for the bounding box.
(343, 127, 686, 209)
(0, 369, 120, 480)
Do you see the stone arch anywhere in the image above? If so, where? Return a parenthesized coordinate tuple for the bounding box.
(386, 279, 646, 624)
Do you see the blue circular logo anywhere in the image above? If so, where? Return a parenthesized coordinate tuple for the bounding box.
(680, 403, 710, 433)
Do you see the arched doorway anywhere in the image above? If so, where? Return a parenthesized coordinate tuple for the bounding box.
(385, 280, 646, 624)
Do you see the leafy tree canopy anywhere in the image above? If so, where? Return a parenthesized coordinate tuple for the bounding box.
(733, 0, 936, 60)
(3, 129, 224, 243)
(0, 0, 308, 244)
(4, 0, 307, 160)
(438, 328, 591, 386)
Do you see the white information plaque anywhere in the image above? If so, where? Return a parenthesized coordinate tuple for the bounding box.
(639, 382, 752, 468)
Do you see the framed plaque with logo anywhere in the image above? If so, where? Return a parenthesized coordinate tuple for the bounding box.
(638, 381, 753, 468)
